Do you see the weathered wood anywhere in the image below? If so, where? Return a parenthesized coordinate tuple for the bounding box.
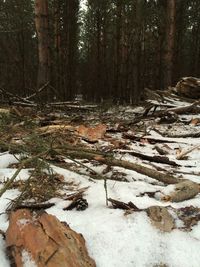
(176, 144, 200, 160)
(117, 150, 180, 166)
(108, 198, 140, 211)
(176, 77, 200, 99)
(155, 100, 200, 117)
(57, 149, 181, 184)
(162, 181, 199, 202)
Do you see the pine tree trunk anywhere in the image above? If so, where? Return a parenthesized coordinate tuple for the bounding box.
(163, 0, 176, 89)
(35, 0, 50, 90)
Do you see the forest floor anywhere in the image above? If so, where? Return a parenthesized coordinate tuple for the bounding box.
(0, 92, 200, 267)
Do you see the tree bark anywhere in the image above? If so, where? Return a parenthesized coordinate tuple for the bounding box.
(163, 0, 176, 88)
(35, 0, 50, 90)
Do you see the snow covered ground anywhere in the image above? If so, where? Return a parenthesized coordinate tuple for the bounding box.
(1, 98, 200, 267)
(1, 147, 200, 267)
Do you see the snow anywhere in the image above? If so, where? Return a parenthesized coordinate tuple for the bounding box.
(47, 172, 200, 267)
(1, 104, 200, 266)
(0, 152, 200, 267)
(22, 250, 37, 267)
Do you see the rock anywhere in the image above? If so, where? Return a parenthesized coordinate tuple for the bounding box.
(6, 209, 96, 267)
(176, 77, 200, 99)
(147, 206, 175, 232)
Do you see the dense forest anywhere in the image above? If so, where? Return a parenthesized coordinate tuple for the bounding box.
(0, 0, 200, 104)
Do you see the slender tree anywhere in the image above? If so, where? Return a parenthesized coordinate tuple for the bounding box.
(35, 0, 50, 89)
(163, 0, 176, 88)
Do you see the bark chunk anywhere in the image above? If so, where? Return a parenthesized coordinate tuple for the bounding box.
(6, 209, 96, 267)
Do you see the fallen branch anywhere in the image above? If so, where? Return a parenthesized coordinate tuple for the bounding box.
(0, 164, 24, 198)
(176, 144, 200, 160)
(25, 81, 50, 100)
(155, 100, 200, 116)
(13, 202, 55, 211)
(122, 132, 179, 144)
(108, 198, 141, 211)
(117, 150, 180, 166)
(54, 149, 181, 184)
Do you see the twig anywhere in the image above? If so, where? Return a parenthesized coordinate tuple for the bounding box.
(13, 202, 54, 211)
(25, 81, 50, 100)
(176, 144, 200, 160)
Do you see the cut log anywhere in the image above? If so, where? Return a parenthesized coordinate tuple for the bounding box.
(6, 209, 96, 267)
(176, 77, 200, 99)
(162, 180, 199, 202)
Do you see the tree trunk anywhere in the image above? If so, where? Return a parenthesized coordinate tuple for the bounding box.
(163, 0, 176, 89)
(35, 0, 50, 90)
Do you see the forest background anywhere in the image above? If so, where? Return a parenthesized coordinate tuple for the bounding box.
(0, 0, 199, 104)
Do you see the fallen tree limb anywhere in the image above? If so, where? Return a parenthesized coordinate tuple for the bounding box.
(25, 81, 49, 100)
(108, 198, 140, 211)
(0, 86, 34, 104)
(0, 141, 181, 185)
(122, 132, 179, 144)
(0, 164, 25, 198)
(155, 100, 200, 116)
(116, 150, 180, 166)
(12, 202, 55, 211)
(164, 131, 200, 138)
(54, 149, 181, 184)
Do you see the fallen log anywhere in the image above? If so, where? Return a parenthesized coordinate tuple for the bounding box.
(162, 180, 199, 202)
(155, 100, 200, 116)
(0, 141, 181, 185)
(6, 209, 96, 267)
(56, 149, 181, 184)
(175, 77, 200, 99)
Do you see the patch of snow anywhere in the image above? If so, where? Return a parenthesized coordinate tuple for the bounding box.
(0, 153, 18, 168)
(0, 236, 10, 267)
(22, 250, 37, 267)
(17, 219, 31, 229)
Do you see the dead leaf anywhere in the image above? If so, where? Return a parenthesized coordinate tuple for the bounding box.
(190, 118, 200, 126)
(77, 124, 107, 142)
